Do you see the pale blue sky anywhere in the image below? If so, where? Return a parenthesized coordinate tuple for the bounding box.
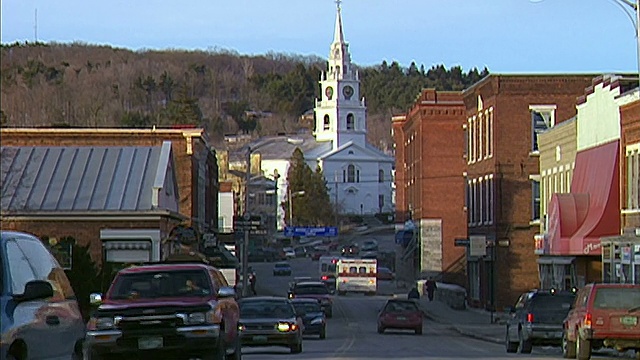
(2, 0, 638, 73)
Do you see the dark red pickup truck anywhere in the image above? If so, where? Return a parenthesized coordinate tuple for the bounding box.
(85, 262, 241, 360)
(562, 283, 640, 360)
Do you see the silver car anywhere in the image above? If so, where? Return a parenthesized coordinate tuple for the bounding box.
(0, 231, 85, 360)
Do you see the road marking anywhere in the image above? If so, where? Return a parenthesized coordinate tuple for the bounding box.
(332, 298, 358, 356)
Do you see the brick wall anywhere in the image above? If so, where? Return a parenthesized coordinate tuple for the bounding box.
(621, 98, 640, 230)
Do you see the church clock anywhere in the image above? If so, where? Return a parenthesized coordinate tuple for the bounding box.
(342, 85, 354, 100)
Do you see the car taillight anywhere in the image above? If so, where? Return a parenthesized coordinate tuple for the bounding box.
(321, 276, 328, 280)
(526, 313, 534, 323)
(583, 313, 592, 328)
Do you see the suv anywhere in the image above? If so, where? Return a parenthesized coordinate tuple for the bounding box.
(85, 262, 241, 360)
(562, 283, 640, 360)
(0, 231, 86, 360)
(288, 281, 333, 318)
(505, 288, 576, 354)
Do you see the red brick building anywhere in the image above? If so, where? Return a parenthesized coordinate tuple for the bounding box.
(620, 92, 640, 233)
(462, 74, 596, 310)
(392, 89, 467, 285)
(0, 127, 219, 266)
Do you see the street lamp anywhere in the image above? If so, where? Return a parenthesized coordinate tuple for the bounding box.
(288, 189, 306, 227)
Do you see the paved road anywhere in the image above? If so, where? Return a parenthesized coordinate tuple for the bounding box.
(242, 230, 633, 360)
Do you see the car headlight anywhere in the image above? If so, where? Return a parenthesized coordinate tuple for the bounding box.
(95, 317, 116, 330)
(310, 317, 324, 325)
(181, 310, 219, 325)
(188, 312, 206, 324)
(276, 322, 298, 332)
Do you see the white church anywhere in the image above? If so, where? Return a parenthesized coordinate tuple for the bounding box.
(241, 2, 394, 229)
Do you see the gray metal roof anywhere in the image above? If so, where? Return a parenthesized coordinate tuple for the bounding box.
(1, 143, 175, 213)
(230, 134, 331, 162)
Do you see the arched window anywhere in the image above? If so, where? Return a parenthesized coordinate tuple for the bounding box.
(346, 113, 355, 130)
(323, 115, 330, 130)
(347, 164, 355, 183)
(378, 169, 384, 183)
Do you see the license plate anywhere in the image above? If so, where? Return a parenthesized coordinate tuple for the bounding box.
(396, 316, 406, 320)
(138, 336, 163, 350)
(253, 335, 268, 342)
(621, 316, 638, 326)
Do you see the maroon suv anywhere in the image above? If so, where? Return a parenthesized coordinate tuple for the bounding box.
(562, 283, 640, 360)
(85, 263, 241, 360)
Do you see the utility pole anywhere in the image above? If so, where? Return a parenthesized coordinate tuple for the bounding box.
(241, 147, 251, 297)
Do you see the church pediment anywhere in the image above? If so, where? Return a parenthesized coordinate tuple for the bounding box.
(319, 141, 393, 162)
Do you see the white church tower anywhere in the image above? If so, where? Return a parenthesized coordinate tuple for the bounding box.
(314, 1, 367, 150)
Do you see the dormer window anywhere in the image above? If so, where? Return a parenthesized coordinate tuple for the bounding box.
(346, 113, 355, 130)
(323, 115, 330, 130)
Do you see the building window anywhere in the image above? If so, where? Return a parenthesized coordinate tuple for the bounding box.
(487, 175, 494, 224)
(346, 113, 355, 130)
(378, 194, 384, 210)
(467, 118, 473, 164)
(478, 113, 484, 160)
(532, 180, 541, 221)
(356, 169, 360, 183)
(468, 261, 480, 300)
(463, 122, 468, 160)
(530, 105, 556, 152)
(479, 177, 484, 224)
(627, 147, 640, 209)
(323, 114, 330, 130)
(378, 169, 384, 183)
(466, 180, 472, 224)
(486, 108, 493, 157)
(347, 165, 355, 183)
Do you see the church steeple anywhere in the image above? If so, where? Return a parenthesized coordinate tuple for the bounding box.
(314, 0, 367, 149)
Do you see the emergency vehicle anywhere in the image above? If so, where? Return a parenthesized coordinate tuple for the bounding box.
(320, 256, 377, 295)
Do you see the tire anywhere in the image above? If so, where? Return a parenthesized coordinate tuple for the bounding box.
(319, 326, 326, 339)
(414, 326, 422, 335)
(562, 330, 576, 359)
(290, 341, 302, 354)
(576, 335, 591, 360)
(377, 325, 384, 334)
(226, 336, 242, 360)
(85, 348, 104, 360)
(518, 330, 532, 354)
(505, 328, 518, 353)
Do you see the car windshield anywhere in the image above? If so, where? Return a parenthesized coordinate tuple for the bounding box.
(240, 300, 295, 318)
(293, 302, 322, 314)
(109, 269, 211, 299)
(295, 285, 329, 295)
(385, 301, 418, 313)
(531, 294, 575, 310)
(594, 288, 640, 309)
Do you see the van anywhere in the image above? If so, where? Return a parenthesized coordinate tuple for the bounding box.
(0, 231, 85, 360)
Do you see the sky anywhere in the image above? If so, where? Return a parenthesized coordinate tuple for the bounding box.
(2, 0, 639, 74)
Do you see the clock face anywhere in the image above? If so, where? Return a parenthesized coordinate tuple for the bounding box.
(325, 86, 334, 99)
(343, 85, 354, 99)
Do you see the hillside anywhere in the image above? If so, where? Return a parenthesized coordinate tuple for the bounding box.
(0, 42, 489, 149)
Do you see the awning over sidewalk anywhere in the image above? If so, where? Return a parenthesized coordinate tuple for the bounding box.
(546, 141, 620, 256)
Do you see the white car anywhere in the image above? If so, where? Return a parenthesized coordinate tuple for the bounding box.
(283, 247, 296, 258)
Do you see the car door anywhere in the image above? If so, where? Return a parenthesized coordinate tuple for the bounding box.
(507, 293, 528, 341)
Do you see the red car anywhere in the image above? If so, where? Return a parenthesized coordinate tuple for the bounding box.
(562, 283, 640, 359)
(377, 299, 423, 335)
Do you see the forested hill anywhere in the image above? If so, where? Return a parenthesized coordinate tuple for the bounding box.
(0, 42, 489, 149)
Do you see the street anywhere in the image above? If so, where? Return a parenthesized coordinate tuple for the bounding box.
(245, 230, 635, 360)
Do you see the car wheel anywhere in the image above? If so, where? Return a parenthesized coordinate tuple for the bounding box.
(319, 326, 326, 339)
(377, 325, 385, 334)
(226, 336, 242, 360)
(505, 328, 518, 353)
(85, 348, 104, 360)
(414, 326, 422, 335)
(518, 329, 532, 354)
(562, 330, 576, 359)
(576, 335, 591, 360)
(290, 341, 303, 354)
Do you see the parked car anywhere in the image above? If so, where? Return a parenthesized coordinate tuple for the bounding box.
(273, 261, 292, 276)
(291, 298, 327, 339)
(283, 247, 296, 259)
(360, 239, 379, 252)
(377, 299, 423, 334)
(0, 231, 86, 360)
(505, 288, 576, 354)
(562, 283, 640, 360)
(288, 281, 333, 318)
(238, 297, 303, 353)
(340, 244, 359, 257)
(377, 267, 395, 281)
(85, 262, 240, 360)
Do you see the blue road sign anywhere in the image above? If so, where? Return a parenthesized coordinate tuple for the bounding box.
(284, 226, 338, 237)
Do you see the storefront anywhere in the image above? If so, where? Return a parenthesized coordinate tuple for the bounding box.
(601, 237, 640, 284)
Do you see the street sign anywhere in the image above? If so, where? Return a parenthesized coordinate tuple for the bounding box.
(284, 226, 338, 237)
(454, 238, 470, 247)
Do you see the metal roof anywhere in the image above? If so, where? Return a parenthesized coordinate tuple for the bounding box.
(229, 134, 331, 162)
(1, 143, 174, 213)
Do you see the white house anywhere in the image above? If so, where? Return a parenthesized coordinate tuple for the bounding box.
(239, 2, 394, 229)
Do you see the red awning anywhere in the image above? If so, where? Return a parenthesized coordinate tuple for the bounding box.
(546, 140, 620, 256)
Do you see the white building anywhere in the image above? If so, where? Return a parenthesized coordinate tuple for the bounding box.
(238, 3, 394, 229)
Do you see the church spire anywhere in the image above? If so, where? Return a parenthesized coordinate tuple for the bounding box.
(333, 0, 344, 44)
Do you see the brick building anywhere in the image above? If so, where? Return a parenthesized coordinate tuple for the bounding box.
(0, 127, 219, 267)
(392, 89, 467, 285)
(461, 74, 596, 310)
